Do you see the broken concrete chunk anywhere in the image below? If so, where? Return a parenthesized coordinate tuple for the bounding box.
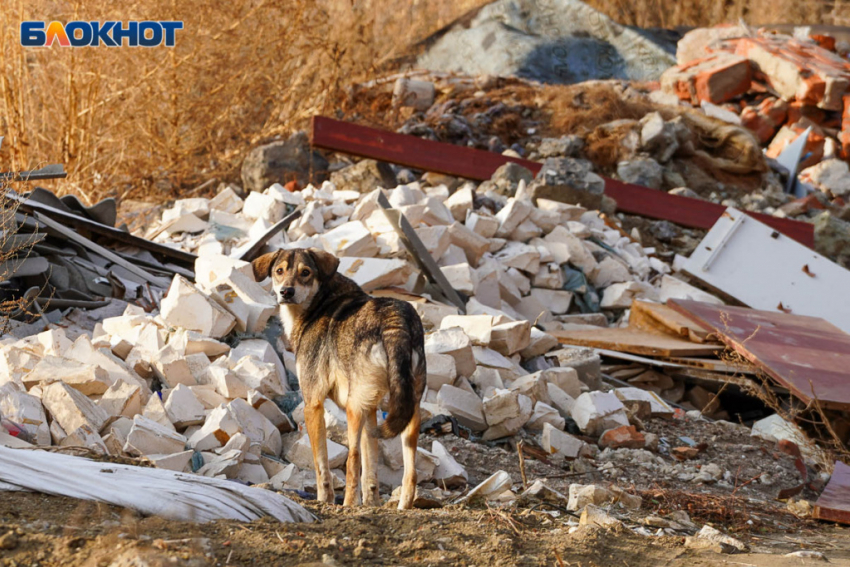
(440, 315, 493, 346)
(142, 393, 176, 432)
(164, 384, 207, 428)
(549, 347, 602, 390)
(148, 450, 193, 472)
(286, 433, 348, 469)
(466, 211, 500, 238)
(124, 414, 188, 456)
(25, 356, 111, 395)
(152, 345, 197, 388)
(228, 398, 282, 456)
(440, 263, 476, 295)
(425, 352, 457, 391)
(482, 393, 533, 441)
(59, 424, 108, 454)
(431, 440, 468, 488)
(526, 401, 565, 431)
(160, 275, 236, 339)
(495, 198, 532, 238)
(208, 270, 276, 334)
(247, 390, 295, 433)
(98, 380, 142, 419)
(0, 384, 50, 445)
(436, 384, 487, 431)
(337, 257, 412, 292)
(489, 320, 531, 356)
(614, 387, 674, 418)
(320, 220, 379, 257)
(194, 254, 254, 290)
(571, 392, 630, 436)
(520, 328, 559, 359)
(41, 381, 109, 435)
(231, 356, 285, 398)
(482, 388, 522, 426)
(425, 328, 476, 378)
(541, 423, 585, 458)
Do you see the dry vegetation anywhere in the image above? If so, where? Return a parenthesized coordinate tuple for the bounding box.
(0, 0, 845, 205)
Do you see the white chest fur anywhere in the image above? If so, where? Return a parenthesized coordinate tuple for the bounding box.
(278, 304, 302, 342)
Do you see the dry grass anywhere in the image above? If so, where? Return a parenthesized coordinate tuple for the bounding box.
(0, 0, 488, 205)
(0, 0, 845, 206)
(584, 0, 837, 29)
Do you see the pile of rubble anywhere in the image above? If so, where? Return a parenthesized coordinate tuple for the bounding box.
(1, 152, 827, 506)
(661, 26, 850, 206)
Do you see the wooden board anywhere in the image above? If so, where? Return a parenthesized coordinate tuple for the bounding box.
(551, 327, 723, 357)
(311, 116, 814, 248)
(669, 299, 850, 410)
(814, 461, 850, 525)
(629, 300, 715, 343)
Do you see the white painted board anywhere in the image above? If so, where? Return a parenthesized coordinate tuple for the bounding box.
(0, 446, 315, 523)
(683, 207, 850, 334)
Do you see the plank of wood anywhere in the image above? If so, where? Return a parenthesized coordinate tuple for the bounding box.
(376, 192, 466, 312)
(33, 212, 172, 289)
(669, 298, 850, 411)
(0, 446, 315, 523)
(814, 461, 850, 525)
(551, 327, 723, 357)
(310, 116, 814, 248)
(629, 300, 715, 343)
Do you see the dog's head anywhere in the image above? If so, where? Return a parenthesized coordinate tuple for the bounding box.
(251, 248, 339, 306)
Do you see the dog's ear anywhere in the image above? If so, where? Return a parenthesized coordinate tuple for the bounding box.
(308, 248, 339, 281)
(251, 251, 281, 282)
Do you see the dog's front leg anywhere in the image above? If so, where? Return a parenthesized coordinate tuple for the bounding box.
(304, 402, 334, 504)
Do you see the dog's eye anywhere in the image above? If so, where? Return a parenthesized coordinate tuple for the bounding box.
(301, 269, 310, 278)
(275, 268, 283, 275)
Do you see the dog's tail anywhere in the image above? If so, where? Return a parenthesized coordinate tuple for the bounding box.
(376, 323, 425, 439)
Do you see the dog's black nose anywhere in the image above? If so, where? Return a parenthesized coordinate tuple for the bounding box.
(281, 287, 295, 300)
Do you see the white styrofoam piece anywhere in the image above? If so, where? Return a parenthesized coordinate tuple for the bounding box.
(684, 207, 850, 333)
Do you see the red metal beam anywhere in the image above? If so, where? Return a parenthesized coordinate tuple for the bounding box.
(311, 116, 815, 248)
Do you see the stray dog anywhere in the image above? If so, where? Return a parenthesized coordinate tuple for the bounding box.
(252, 248, 426, 509)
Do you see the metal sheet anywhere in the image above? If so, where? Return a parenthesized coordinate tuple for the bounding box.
(684, 207, 850, 334)
(668, 299, 850, 411)
(814, 461, 850, 525)
(311, 116, 815, 247)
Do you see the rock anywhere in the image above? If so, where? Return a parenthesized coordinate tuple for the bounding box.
(330, 159, 397, 193)
(160, 276, 236, 339)
(437, 385, 487, 431)
(392, 78, 435, 110)
(241, 131, 329, 192)
(518, 480, 569, 504)
(487, 162, 535, 197)
(538, 136, 584, 158)
(228, 398, 282, 455)
(448, 222, 489, 266)
(425, 352, 457, 391)
(489, 320, 531, 356)
(600, 281, 658, 309)
(598, 425, 645, 449)
(466, 211, 500, 238)
(208, 185, 243, 214)
(208, 269, 276, 334)
(124, 415, 188, 456)
(639, 112, 679, 162)
(617, 157, 663, 189)
(41, 381, 109, 434)
(230, 356, 285, 398)
(541, 422, 585, 458)
(520, 328, 559, 359)
(495, 198, 533, 238)
(482, 388, 522, 426)
(440, 263, 476, 295)
(571, 392, 629, 436)
(151, 345, 197, 388)
(590, 257, 631, 289)
(751, 414, 820, 463)
(529, 289, 573, 315)
(579, 504, 622, 528)
(801, 159, 850, 197)
(814, 212, 850, 268)
(529, 158, 605, 209)
(242, 191, 286, 223)
(509, 373, 551, 405)
(148, 450, 193, 472)
(446, 186, 474, 222)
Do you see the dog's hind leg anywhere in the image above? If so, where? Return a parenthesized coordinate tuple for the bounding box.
(343, 407, 365, 506)
(360, 410, 381, 507)
(398, 405, 421, 510)
(304, 401, 335, 504)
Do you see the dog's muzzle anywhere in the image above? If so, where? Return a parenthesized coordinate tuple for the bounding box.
(279, 287, 296, 303)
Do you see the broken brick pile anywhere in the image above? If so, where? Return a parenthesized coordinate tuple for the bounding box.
(661, 27, 850, 202)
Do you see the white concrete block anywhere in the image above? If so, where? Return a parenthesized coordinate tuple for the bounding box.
(431, 440, 468, 487)
(209, 185, 243, 214)
(547, 383, 577, 418)
(436, 385, 487, 431)
(25, 356, 112, 395)
(41, 381, 109, 434)
(164, 384, 207, 428)
(152, 345, 197, 388)
(426, 352, 457, 391)
(98, 380, 142, 418)
(571, 392, 629, 436)
(489, 320, 531, 356)
(541, 423, 585, 458)
(481, 393, 532, 441)
(495, 242, 541, 273)
(0, 383, 50, 445)
(231, 356, 285, 398)
(526, 401, 565, 431)
(446, 186, 474, 222)
(243, 191, 286, 223)
(194, 254, 253, 289)
(495, 198, 532, 238)
(337, 257, 412, 292)
(465, 211, 500, 238)
(286, 433, 348, 469)
(124, 414, 187, 456)
(160, 275, 236, 339)
(320, 220, 379, 257)
(448, 222, 489, 267)
(520, 328, 559, 359)
(533, 263, 565, 290)
(440, 315, 493, 346)
(247, 390, 294, 433)
(415, 225, 451, 261)
(425, 328, 476, 377)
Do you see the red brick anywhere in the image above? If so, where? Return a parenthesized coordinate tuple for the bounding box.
(598, 425, 645, 449)
(741, 107, 777, 144)
(661, 53, 752, 105)
(811, 34, 837, 53)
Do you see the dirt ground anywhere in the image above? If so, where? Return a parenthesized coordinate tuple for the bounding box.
(2, 416, 849, 567)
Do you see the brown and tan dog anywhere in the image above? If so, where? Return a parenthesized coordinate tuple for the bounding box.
(252, 247, 426, 509)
